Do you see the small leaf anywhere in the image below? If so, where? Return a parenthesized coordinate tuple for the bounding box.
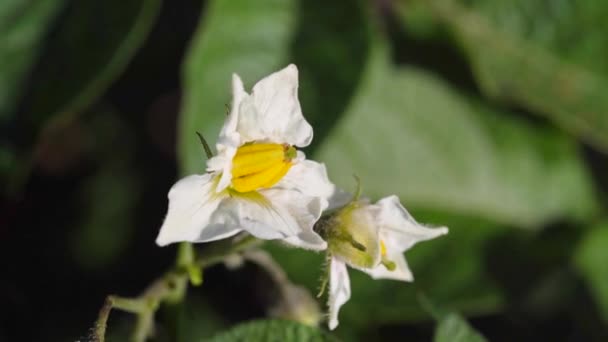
(434, 313, 487, 342)
(207, 319, 338, 342)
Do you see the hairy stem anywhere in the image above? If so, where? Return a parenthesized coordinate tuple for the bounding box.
(91, 234, 261, 342)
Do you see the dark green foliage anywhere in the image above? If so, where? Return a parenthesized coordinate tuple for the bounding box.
(2, 0, 608, 341)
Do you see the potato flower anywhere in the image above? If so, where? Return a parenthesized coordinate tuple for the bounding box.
(323, 195, 449, 329)
(156, 65, 334, 250)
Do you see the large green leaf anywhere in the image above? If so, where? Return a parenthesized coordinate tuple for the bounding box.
(21, 0, 160, 126)
(434, 313, 487, 342)
(0, 0, 65, 121)
(179, 0, 297, 176)
(314, 40, 596, 227)
(574, 221, 608, 322)
(207, 319, 338, 342)
(398, 0, 608, 151)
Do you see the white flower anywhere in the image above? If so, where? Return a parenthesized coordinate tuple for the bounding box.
(326, 195, 448, 330)
(156, 65, 335, 250)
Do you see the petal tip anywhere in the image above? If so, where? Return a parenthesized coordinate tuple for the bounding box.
(155, 232, 172, 247)
(231, 73, 245, 92)
(284, 63, 298, 75)
(436, 226, 449, 236)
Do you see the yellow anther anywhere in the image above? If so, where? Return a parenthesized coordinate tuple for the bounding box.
(231, 143, 295, 193)
(232, 143, 286, 178)
(379, 240, 396, 271)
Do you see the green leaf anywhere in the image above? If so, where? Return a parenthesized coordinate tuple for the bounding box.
(0, 0, 65, 121)
(289, 0, 370, 152)
(434, 313, 487, 342)
(574, 221, 608, 322)
(314, 39, 597, 227)
(399, 0, 608, 151)
(22, 0, 161, 126)
(179, 0, 297, 175)
(420, 295, 487, 342)
(174, 294, 228, 342)
(207, 319, 338, 342)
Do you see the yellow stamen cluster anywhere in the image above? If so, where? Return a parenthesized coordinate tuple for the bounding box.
(231, 143, 296, 193)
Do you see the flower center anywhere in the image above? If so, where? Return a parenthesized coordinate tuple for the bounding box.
(230, 143, 296, 193)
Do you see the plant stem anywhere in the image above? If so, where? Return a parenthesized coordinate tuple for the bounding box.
(91, 234, 261, 342)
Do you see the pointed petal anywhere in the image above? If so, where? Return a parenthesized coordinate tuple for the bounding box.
(156, 174, 232, 246)
(274, 157, 337, 248)
(377, 195, 449, 252)
(282, 229, 327, 251)
(263, 188, 327, 250)
(281, 155, 349, 210)
(207, 74, 248, 192)
(236, 64, 313, 146)
(206, 145, 237, 193)
(326, 187, 353, 211)
(328, 258, 351, 330)
(194, 222, 242, 243)
(277, 158, 335, 201)
(218, 74, 248, 141)
(361, 251, 414, 282)
(210, 190, 301, 240)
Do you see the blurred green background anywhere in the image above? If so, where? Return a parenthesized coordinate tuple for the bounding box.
(1, 0, 608, 341)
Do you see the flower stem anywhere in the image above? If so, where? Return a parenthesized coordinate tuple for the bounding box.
(91, 234, 262, 342)
(317, 253, 332, 298)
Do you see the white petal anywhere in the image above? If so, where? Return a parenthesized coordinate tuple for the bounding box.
(209, 190, 302, 240)
(218, 74, 247, 141)
(361, 251, 414, 282)
(264, 188, 327, 250)
(326, 187, 353, 211)
(206, 145, 237, 193)
(236, 64, 313, 146)
(377, 195, 448, 252)
(328, 258, 351, 330)
(207, 74, 248, 192)
(282, 229, 327, 251)
(156, 174, 236, 246)
(276, 159, 335, 201)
